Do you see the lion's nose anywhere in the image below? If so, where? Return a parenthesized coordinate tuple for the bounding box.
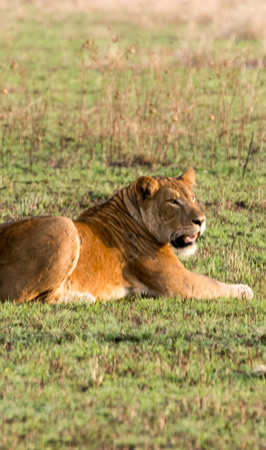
(192, 216, 206, 227)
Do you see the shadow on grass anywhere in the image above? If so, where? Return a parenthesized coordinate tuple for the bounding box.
(99, 331, 152, 343)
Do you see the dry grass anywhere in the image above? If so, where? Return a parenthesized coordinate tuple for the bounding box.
(0, 1, 265, 169)
(1, 34, 265, 169)
(2, 0, 266, 39)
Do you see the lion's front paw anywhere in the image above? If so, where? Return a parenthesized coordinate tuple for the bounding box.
(232, 284, 254, 300)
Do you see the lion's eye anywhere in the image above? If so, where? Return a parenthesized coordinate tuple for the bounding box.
(170, 199, 180, 206)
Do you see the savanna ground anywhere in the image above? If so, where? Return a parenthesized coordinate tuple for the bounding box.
(0, 1, 265, 448)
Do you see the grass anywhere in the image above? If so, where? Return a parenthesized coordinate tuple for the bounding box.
(0, 4, 265, 449)
(0, 299, 265, 449)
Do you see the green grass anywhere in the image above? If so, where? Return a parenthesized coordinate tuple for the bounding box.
(0, 6, 265, 449)
(0, 298, 265, 449)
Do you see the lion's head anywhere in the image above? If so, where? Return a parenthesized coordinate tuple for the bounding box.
(132, 168, 206, 256)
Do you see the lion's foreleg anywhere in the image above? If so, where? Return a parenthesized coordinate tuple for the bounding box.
(134, 251, 253, 301)
(178, 270, 254, 300)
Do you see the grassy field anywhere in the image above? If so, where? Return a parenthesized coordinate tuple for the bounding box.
(0, 2, 265, 449)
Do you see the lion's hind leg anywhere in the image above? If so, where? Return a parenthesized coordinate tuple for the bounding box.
(0, 216, 80, 303)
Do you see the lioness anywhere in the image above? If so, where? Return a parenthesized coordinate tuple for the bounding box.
(0, 168, 253, 303)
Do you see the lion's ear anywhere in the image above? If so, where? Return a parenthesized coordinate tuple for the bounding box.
(178, 168, 196, 189)
(135, 176, 159, 202)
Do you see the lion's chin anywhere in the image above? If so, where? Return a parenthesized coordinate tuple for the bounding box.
(170, 233, 198, 258)
(174, 242, 197, 258)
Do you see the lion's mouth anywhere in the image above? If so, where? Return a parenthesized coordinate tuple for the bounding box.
(171, 232, 199, 249)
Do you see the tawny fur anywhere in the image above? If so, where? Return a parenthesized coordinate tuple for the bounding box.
(0, 169, 253, 303)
